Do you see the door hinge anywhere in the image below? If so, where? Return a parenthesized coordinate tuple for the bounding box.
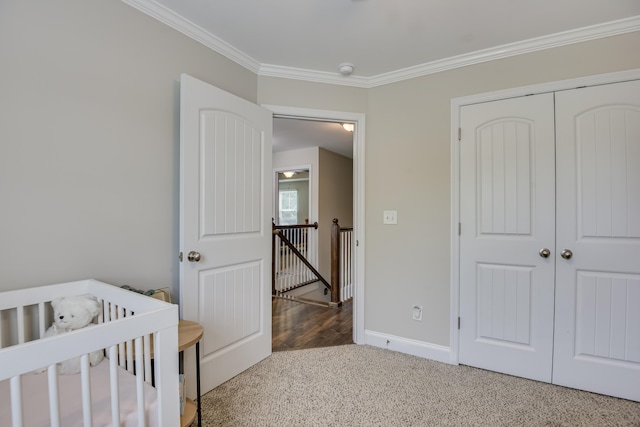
(458, 222, 461, 236)
(458, 317, 461, 329)
(458, 128, 462, 141)
(178, 252, 183, 262)
(356, 240, 359, 247)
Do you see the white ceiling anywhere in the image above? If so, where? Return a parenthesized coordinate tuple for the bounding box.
(135, 0, 639, 85)
(273, 118, 354, 159)
(124, 0, 639, 158)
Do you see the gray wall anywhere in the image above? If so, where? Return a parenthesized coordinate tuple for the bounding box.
(0, 0, 256, 298)
(318, 148, 353, 280)
(2, 0, 639, 350)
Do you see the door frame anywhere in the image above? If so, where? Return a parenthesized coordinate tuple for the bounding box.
(449, 68, 640, 365)
(263, 105, 366, 345)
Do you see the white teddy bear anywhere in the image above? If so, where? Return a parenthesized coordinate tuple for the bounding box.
(42, 295, 105, 374)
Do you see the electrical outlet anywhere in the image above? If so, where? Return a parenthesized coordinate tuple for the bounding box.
(412, 305, 423, 321)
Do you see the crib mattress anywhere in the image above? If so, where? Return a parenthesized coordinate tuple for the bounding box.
(0, 361, 158, 427)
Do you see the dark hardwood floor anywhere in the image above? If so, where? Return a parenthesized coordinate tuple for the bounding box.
(272, 297, 353, 351)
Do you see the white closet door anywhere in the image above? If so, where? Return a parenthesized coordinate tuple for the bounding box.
(459, 94, 556, 382)
(553, 80, 640, 402)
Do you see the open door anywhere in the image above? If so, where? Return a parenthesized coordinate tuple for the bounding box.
(180, 74, 272, 396)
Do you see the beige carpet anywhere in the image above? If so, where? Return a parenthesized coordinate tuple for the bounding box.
(200, 345, 640, 426)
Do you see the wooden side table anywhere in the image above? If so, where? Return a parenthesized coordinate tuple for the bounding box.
(178, 320, 203, 427)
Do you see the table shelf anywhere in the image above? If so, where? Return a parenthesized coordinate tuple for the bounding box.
(181, 398, 197, 427)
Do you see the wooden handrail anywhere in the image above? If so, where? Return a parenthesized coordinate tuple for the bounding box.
(274, 222, 318, 231)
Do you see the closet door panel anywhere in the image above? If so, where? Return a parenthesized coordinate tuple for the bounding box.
(459, 93, 556, 382)
(554, 79, 640, 402)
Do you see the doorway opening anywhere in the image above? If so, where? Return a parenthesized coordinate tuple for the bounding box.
(265, 106, 365, 349)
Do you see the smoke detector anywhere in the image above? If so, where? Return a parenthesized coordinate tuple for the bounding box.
(338, 62, 355, 76)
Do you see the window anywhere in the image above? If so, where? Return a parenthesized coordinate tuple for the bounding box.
(279, 190, 298, 225)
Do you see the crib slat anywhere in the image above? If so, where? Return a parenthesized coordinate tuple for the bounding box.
(117, 306, 125, 369)
(16, 306, 25, 345)
(10, 376, 23, 427)
(96, 298, 104, 324)
(135, 337, 146, 425)
(38, 302, 46, 338)
(80, 354, 93, 427)
(108, 345, 120, 425)
(126, 309, 134, 372)
(48, 364, 61, 427)
(144, 334, 152, 384)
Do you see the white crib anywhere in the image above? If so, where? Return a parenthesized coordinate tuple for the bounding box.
(0, 279, 180, 427)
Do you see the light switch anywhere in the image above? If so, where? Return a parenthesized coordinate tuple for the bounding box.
(383, 210, 397, 224)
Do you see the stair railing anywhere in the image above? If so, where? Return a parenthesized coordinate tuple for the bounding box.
(272, 219, 353, 307)
(272, 222, 333, 298)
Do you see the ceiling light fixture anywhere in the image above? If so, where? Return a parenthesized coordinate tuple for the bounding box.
(342, 123, 354, 132)
(283, 171, 295, 178)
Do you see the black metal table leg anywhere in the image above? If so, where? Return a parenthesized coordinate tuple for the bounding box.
(196, 341, 201, 427)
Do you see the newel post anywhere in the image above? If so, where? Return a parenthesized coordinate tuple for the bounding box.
(331, 218, 340, 304)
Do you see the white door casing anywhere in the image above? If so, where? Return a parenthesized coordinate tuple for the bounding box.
(553, 80, 640, 402)
(180, 74, 272, 396)
(263, 105, 366, 345)
(459, 94, 557, 382)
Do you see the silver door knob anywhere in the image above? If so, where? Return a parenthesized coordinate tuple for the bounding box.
(560, 249, 573, 260)
(187, 251, 201, 262)
(539, 248, 551, 258)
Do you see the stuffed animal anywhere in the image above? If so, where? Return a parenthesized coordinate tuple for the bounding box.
(42, 295, 105, 374)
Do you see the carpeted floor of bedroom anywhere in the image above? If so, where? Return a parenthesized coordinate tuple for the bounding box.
(199, 344, 640, 426)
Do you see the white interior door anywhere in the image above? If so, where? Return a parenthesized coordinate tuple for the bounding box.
(459, 93, 556, 382)
(180, 74, 272, 396)
(553, 80, 640, 402)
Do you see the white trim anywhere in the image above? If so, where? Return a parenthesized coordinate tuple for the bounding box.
(121, 0, 260, 73)
(121, 1, 639, 88)
(449, 68, 640, 365)
(365, 330, 452, 365)
(259, 64, 370, 88)
(451, 68, 640, 107)
(263, 105, 366, 345)
(449, 99, 461, 366)
(368, 16, 640, 88)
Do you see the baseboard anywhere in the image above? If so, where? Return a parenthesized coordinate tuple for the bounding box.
(364, 330, 452, 365)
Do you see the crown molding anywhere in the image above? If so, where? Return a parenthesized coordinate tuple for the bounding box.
(367, 15, 640, 87)
(259, 64, 370, 88)
(122, 0, 260, 73)
(122, 1, 640, 88)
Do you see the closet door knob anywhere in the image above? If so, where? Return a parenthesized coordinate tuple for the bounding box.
(187, 251, 201, 262)
(539, 248, 551, 258)
(560, 249, 573, 260)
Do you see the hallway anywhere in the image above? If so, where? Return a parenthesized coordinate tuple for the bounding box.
(272, 297, 353, 351)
